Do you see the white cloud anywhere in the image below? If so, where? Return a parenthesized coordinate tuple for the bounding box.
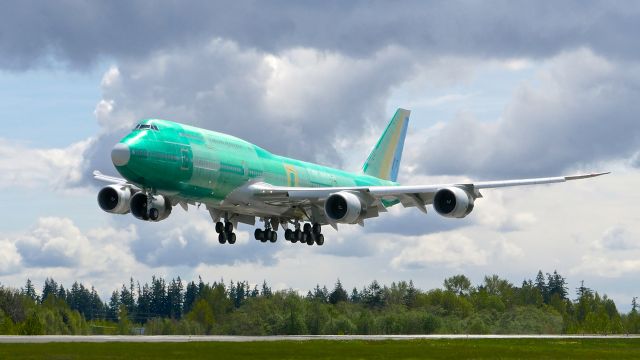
(0, 239, 22, 275)
(595, 226, 639, 251)
(572, 255, 640, 278)
(15, 217, 91, 267)
(0, 138, 92, 189)
(408, 48, 640, 178)
(391, 233, 489, 269)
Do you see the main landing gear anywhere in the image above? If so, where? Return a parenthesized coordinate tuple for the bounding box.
(254, 219, 278, 243)
(284, 222, 324, 246)
(215, 221, 236, 244)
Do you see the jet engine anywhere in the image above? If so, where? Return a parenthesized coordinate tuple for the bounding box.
(324, 191, 366, 224)
(433, 187, 474, 218)
(97, 185, 133, 214)
(130, 192, 172, 222)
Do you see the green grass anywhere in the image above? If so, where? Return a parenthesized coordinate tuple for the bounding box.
(0, 339, 639, 359)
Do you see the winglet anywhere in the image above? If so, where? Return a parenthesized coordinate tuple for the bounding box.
(565, 172, 611, 181)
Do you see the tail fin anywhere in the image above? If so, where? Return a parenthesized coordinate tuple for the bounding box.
(362, 108, 410, 182)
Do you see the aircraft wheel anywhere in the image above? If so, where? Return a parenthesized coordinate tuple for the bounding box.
(294, 229, 302, 242)
(262, 229, 271, 243)
(306, 234, 314, 246)
(285, 229, 293, 241)
(303, 223, 311, 233)
(149, 208, 159, 221)
(312, 223, 321, 236)
(254, 229, 264, 241)
(215, 222, 224, 234)
(225, 222, 234, 233)
(315, 234, 324, 246)
(269, 231, 277, 243)
(218, 233, 226, 244)
(228, 232, 236, 244)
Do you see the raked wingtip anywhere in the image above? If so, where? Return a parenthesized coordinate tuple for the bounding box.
(565, 172, 611, 181)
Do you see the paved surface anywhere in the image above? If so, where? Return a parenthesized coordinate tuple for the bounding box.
(0, 335, 639, 343)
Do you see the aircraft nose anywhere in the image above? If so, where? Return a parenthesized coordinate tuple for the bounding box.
(111, 143, 131, 166)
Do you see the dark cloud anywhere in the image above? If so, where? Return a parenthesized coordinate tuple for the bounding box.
(407, 49, 640, 178)
(2, 1, 640, 70)
(85, 39, 414, 181)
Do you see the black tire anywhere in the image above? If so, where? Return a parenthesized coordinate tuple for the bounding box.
(149, 208, 159, 221)
(306, 235, 314, 246)
(262, 229, 271, 243)
(218, 233, 226, 244)
(294, 229, 302, 242)
(316, 234, 324, 246)
(225, 222, 234, 233)
(285, 229, 293, 241)
(312, 223, 321, 235)
(303, 223, 311, 233)
(270, 231, 277, 243)
(228, 232, 236, 244)
(254, 229, 263, 241)
(215, 222, 224, 234)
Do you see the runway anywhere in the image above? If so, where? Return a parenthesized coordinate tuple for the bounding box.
(0, 335, 639, 343)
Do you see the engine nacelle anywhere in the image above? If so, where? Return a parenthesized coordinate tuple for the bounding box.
(97, 185, 132, 214)
(324, 191, 366, 224)
(433, 187, 475, 218)
(130, 192, 172, 222)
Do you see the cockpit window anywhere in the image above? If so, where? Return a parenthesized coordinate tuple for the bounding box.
(134, 124, 159, 131)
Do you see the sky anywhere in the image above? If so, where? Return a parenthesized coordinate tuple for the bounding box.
(0, 1, 639, 311)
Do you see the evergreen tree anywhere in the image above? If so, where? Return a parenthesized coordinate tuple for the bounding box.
(41, 278, 58, 303)
(535, 270, 548, 303)
(167, 277, 183, 319)
(108, 291, 120, 321)
(547, 270, 568, 300)
(260, 280, 272, 297)
(329, 279, 348, 304)
(22, 279, 38, 302)
(183, 281, 198, 314)
(350, 287, 361, 303)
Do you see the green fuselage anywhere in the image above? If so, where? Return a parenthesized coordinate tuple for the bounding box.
(115, 119, 396, 207)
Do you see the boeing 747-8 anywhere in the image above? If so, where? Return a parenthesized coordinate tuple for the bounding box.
(94, 109, 607, 246)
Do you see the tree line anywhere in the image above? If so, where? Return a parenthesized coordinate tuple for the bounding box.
(0, 270, 638, 335)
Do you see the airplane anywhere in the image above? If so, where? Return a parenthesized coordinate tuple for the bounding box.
(94, 108, 608, 246)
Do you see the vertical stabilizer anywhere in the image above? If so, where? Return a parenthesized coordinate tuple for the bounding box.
(362, 108, 410, 182)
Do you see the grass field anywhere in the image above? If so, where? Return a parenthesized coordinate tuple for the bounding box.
(0, 339, 639, 359)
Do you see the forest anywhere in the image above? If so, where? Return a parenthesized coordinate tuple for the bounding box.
(0, 270, 638, 335)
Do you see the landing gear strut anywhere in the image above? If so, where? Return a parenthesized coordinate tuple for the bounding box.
(216, 220, 236, 244)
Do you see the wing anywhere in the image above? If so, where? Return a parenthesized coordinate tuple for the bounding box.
(249, 172, 609, 218)
(93, 170, 130, 185)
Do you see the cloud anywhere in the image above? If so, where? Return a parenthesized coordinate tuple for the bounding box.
(572, 255, 640, 278)
(0, 138, 92, 189)
(15, 217, 91, 267)
(82, 39, 417, 183)
(391, 233, 489, 269)
(1, 2, 640, 70)
(125, 211, 282, 267)
(594, 226, 639, 251)
(406, 49, 640, 178)
(0, 239, 21, 275)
